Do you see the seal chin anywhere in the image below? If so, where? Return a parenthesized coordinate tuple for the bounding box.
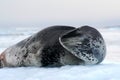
(59, 26, 106, 65)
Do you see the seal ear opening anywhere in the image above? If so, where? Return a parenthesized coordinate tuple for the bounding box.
(59, 26, 106, 65)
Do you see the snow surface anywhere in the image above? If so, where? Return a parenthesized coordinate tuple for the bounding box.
(0, 26, 120, 80)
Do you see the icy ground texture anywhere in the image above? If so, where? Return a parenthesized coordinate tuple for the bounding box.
(0, 26, 120, 80)
(0, 62, 120, 80)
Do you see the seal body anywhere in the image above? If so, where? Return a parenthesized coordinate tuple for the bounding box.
(0, 25, 106, 68)
(0, 26, 84, 67)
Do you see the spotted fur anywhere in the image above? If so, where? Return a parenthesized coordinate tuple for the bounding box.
(60, 26, 106, 64)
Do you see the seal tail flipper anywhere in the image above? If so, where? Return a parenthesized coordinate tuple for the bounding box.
(0, 53, 4, 68)
(0, 54, 2, 68)
(59, 26, 106, 65)
(0, 52, 6, 68)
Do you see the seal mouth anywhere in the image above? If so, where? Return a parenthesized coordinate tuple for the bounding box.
(59, 26, 106, 65)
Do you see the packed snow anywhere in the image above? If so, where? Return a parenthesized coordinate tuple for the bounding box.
(0, 26, 120, 80)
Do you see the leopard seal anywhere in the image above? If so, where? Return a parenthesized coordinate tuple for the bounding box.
(0, 25, 106, 68)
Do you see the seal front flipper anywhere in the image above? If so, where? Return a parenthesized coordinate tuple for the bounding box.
(59, 26, 106, 65)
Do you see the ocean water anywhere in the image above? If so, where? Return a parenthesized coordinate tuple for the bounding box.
(0, 26, 120, 80)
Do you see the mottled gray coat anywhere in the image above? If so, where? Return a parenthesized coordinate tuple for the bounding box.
(0, 26, 106, 68)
